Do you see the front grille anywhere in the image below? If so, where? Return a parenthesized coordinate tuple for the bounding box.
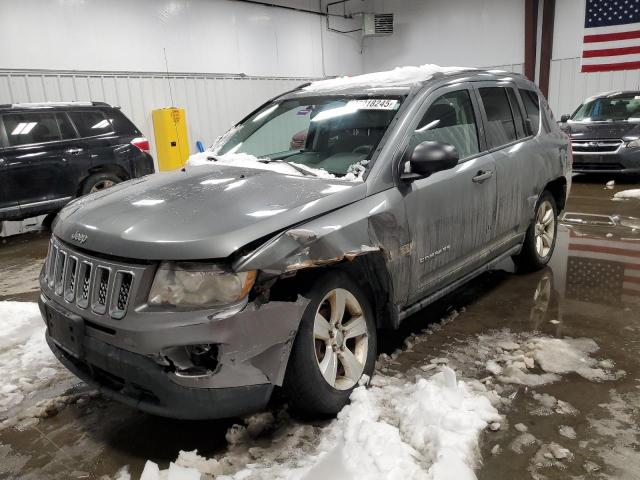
(571, 139, 622, 154)
(43, 238, 137, 319)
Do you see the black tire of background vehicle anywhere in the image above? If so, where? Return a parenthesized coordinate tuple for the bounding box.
(514, 190, 558, 273)
(42, 212, 57, 231)
(283, 271, 377, 416)
(81, 172, 122, 195)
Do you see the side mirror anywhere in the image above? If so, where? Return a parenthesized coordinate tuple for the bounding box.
(560, 114, 571, 123)
(401, 141, 459, 181)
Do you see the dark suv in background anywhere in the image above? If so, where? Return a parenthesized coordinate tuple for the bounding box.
(560, 91, 640, 175)
(0, 102, 154, 226)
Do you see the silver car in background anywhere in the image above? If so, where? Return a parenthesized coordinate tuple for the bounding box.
(39, 68, 571, 419)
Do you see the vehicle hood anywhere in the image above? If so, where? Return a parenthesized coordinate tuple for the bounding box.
(562, 121, 640, 140)
(54, 166, 366, 260)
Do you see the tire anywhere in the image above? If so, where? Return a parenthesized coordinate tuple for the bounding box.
(283, 271, 377, 416)
(42, 212, 58, 231)
(514, 190, 558, 272)
(81, 173, 122, 195)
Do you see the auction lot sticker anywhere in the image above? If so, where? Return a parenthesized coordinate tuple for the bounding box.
(347, 99, 399, 110)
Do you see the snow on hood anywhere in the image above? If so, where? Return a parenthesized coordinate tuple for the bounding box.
(187, 152, 366, 182)
(303, 64, 472, 92)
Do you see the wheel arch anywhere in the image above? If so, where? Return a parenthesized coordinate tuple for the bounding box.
(544, 176, 568, 213)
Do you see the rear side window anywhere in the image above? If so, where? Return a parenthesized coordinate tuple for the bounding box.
(68, 110, 114, 137)
(519, 89, 541, 135)
(107, 109, 139, 135)
(479, 87, 517, 148)
(2, 112, 61, 147)
(56, 113, 77, 139)
(415, 89, 480, 159)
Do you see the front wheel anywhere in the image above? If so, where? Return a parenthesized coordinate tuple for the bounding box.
(514, 191, 558, 272)
(283, 272, 377, 415)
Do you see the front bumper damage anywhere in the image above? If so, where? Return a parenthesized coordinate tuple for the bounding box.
(39, 292, 308, 419)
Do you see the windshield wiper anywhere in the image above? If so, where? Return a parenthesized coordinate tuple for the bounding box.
(259, 158, 318, 177)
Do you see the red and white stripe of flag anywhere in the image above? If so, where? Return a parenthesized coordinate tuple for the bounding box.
(582, 23, 640, 72)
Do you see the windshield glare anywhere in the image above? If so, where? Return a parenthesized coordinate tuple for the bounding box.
(210, 96, 403, 177)
(571, 95, 640, 122)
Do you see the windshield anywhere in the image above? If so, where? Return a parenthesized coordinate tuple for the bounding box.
(209, 96, 403, 177)
(571, 95, 640, 122)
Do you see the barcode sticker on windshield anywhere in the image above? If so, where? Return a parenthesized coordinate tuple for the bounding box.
(347, 99, 399, 110)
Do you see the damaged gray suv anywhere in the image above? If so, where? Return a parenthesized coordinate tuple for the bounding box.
(39, 67, 571, 419)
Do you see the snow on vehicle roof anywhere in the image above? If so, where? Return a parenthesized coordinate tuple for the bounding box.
(302, 64, 474, 93)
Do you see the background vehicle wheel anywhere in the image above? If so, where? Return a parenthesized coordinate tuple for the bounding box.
(514, 190, 558, 272)
(81, 173, 122, 195)
(283, 271, 377, 415)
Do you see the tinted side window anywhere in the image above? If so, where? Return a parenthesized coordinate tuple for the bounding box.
(3, 112, 61, 147)
(479, 87, 517, 148)
(519, 89, 541, 134)
(68, 110, 114, 137)
(415, 90, 479, 159)
(56, 113, 77, 140)
(506, 88, 526, 138)
(108, 109, 139, 135)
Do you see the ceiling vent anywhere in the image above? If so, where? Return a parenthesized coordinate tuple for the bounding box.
(363, 13, 394, 37)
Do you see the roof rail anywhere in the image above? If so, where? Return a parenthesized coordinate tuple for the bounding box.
(5, 101, 112, 108)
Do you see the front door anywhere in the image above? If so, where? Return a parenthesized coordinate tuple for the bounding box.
(0, 111, 82, 216)
(0, 145, 21, 220)
(401, 87, 498, 304)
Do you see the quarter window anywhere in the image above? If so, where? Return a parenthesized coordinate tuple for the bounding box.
(2, 112, 61, 147)
(519, 89, 540, 135)
(506, 88, 527, 138)
(68, 110, 114, 137)
(479, 87, 518, 148)
(415, 90, 479, 159)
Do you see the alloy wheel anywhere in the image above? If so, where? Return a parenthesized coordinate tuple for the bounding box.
(534, 200, 555, 258)
(313, 288, 368, 390)
(90, 180, 116, 193)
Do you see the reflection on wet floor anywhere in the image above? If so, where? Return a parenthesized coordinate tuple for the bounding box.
(0, 176, 639, 479)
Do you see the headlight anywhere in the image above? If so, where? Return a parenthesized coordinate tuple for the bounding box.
(148, 262, 256, 307)
(627, 139, 640, 148)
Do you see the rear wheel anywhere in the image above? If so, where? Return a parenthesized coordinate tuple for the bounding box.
(283, 272, 377, 415)
(514, 191, 557, 272)
(81, 173, 122, 195)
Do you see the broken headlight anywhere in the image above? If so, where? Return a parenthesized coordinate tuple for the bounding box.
(148, 262, 256, 307)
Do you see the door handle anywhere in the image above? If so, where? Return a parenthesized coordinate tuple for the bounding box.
(472, 169, 494, 183)
(65, 148, 84, 155)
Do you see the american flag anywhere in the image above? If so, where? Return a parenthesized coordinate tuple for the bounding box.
(582, 0, 640, 72)
(567, 230, 640, 305)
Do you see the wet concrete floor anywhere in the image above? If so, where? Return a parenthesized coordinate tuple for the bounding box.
(0, 175, 639, 479)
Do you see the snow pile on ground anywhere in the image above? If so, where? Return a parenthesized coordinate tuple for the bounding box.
(187, 152, 365, 182)
(613, 188, 640, 200)
(131, 367, 500, 480)
(303, 64, 471, 92)
(0, 301, 70, 415)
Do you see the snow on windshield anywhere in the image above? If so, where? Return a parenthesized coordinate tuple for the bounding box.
(187, 152, 367, 182)
(303, 64, 472, 92)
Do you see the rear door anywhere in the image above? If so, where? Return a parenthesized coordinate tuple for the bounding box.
(0, 110, 82, 215)
(474, 83, 541, 249)
(67, 109, 121, 172)
(401, 85, 498, 304)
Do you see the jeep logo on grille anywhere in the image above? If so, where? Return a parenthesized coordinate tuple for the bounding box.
(71, 231, 88, 244)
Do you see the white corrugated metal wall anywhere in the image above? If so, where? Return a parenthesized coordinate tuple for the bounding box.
(549, 57, 640, 118)
(0, 69, 314, 167)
